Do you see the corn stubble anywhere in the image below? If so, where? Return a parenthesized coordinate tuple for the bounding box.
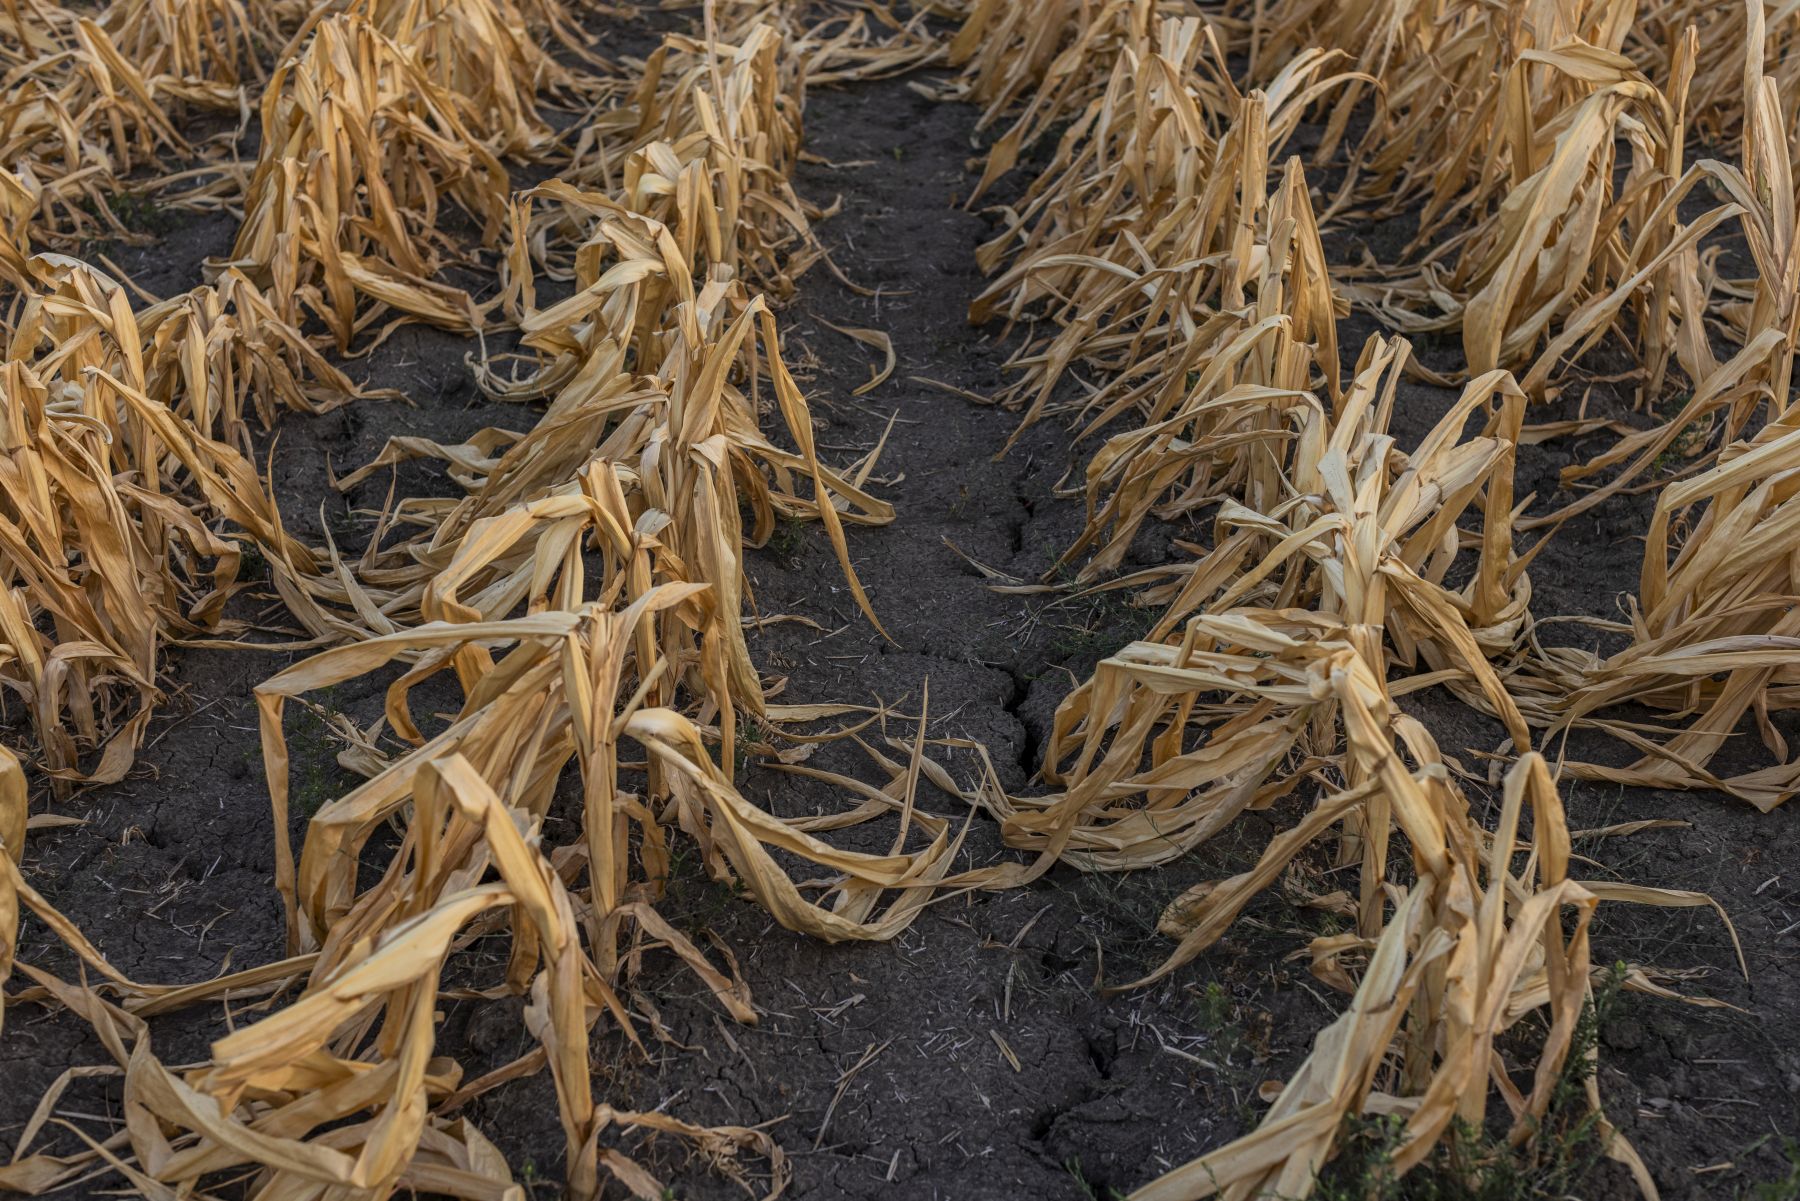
(948, 0, 1779, 1196)
(3, 6, 935, 1199)
(1, 0, 1796, 1198)
(221, 13, 512, 346)
(0, 254, 332, 790)
(0, 0, 280, 245)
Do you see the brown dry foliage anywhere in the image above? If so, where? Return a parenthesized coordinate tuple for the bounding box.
(1, 0, 1796, 1198)
(221, 13, 511, 347)
(0, 256, 316, 790)
(944, 1, 1777, 1195)
(0, 9, 930, 1199)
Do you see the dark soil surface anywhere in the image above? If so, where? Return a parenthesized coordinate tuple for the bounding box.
(4, 13, 1799, 1201)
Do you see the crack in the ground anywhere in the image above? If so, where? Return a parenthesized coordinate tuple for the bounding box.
(1002, 664, 1041, 783)
(1007, 478, 1033, 556)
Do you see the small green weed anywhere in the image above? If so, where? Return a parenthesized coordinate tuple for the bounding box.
(288, 689, 347, 817)
(81, 190, 173, 236)
(1065, 1156, 1126, 1201)
(1747, 1142, 1800, 1201)
(764, 515, 808, 564)
(1048, 591, 1156, 662)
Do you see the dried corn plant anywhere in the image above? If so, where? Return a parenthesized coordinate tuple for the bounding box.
(1050, 156, 1341, 579)
(867, 344, 1736, 1200)
(237, 588, 942, 1199)
(287, 13, 904, 642)
(94, 0, 272, 113)
(546, 1, 941, 289)
(1494, 2, 1800, 526)
(0, 216, 906, 1201)
(213, 10, 903, 635)
(0, 168, 31, 290)
(768, 0, 944, 86)
(209, 0, 628, 344)
(221, 13, 510, 348)
(101, 0, 588, 117)
(970, 17, 1353, 448)
(0, 0, 81, 68)
(1224, 0, 1639, 227)
(2, 1, 1787, 1198)
(1627, 0, 1800, 148)
(0, 350, 168, 790)
(990, 344, 1533, 877)
(0, 7, 921, 1195)
(1341, 37, 1736, 394)
(1524, 408, 1800, 811)
(552, 20, 823, 298)
(350, 0, 572, 154)
(978, 350, 1741, 1197)
(0, 0, 272, 227)
(1695, 4, 1800, 405)
(944, 0, 1202, 194)
(0, 16, 190, 240)
(0, 0, 280, 252)
(134, 266, 378, 448)
(967, 12, 1233, 411)
(328, 244, 892, 653)
(938, 11, 1772, 1195)
(0, 579, 951, 1197)
(0, 257, 312, 789)
(1121, 669, 1660, 1201)
(1200, 0, 1753, 402)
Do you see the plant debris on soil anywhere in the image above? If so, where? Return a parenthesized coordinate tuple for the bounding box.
(2, 1, 1799, 1200)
